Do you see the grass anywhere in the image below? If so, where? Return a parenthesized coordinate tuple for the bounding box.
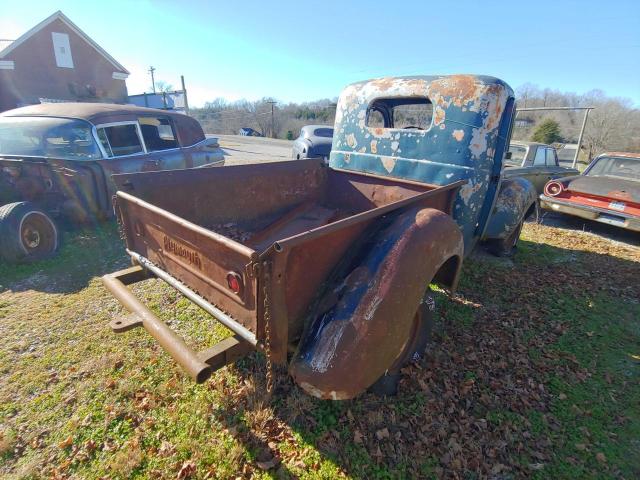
(0, 220, 638, 479)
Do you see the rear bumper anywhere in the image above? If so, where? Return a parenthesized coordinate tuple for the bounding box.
(102, 251, 256, 383)
(540, 195, 640, 232)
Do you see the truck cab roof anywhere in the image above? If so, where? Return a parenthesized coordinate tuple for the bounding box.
(330, 74, 515, 251)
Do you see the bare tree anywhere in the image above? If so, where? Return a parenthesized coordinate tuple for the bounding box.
(154, 80, 174, 93)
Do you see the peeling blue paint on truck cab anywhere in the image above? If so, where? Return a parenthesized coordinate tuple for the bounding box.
(329, 74, 524, 254)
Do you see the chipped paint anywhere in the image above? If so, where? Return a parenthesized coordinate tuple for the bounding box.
(459, 180, 482, 205)
(381, 156, 396, 173)
(308, 318, 348, 373)
(329, 74, 524, 254)
(483, 177, 537, 240)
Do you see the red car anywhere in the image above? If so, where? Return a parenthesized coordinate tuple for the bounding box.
(540, 152, 640, 232)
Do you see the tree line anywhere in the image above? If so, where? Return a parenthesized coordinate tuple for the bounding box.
(191, 98, 336, 140)
(191, 84, 639, 156)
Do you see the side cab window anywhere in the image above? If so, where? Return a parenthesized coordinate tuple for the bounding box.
(546, 148, 558, 166)
(96, 123, 144, 157)
(138, 116, 179, 152)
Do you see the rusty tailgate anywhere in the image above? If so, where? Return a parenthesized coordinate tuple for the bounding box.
(115, 191, 260, 334)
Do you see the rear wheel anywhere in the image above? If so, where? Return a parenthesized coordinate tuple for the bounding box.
(0, 202, 59, 263)
(369, 289, 435, 396)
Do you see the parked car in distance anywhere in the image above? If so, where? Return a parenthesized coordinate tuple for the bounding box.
(238, 127, 263, 137)
(292, 125, 333, 160)
(540, 152, 640, 232)
(0, 103, 224, 262)
(504, 141, 579, 193)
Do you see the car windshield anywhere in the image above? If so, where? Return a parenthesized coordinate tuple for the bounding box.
(586, 156, 640, 181)
(0, 116, 102, 160)
(505, 144, 527, 166)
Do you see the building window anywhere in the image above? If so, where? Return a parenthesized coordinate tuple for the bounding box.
(51, 32, 74, 68)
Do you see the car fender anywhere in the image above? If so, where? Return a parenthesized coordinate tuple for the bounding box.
(289, 206, 464, 400)
(483, 177, 537, 240)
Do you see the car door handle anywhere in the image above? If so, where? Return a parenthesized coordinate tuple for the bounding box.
(145, 159, 161, 167)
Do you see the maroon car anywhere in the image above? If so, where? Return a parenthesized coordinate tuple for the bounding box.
(0, 103, 224, 262)
(540, 152, 640, 232)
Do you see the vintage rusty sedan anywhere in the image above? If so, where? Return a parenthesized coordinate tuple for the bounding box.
(540, 152, 640, 232)
(505, 141, 579, 193)
(0, 103, 224, 262)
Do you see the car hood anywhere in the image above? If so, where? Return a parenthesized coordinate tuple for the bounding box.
(564, 175, 640, 203)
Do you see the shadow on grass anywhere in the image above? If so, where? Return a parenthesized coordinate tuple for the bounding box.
(209, 238, 638, 478)
(539, 211, 640, 248)
(0, 221, 129, 294)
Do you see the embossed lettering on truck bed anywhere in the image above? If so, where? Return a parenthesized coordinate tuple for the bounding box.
(163, 235, 202, 269)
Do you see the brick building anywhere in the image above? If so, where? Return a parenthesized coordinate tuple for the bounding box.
(0, 11, 129, 112)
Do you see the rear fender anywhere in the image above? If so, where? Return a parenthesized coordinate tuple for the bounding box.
(289, 207, 464, 400)
(483, 177, 537, 240)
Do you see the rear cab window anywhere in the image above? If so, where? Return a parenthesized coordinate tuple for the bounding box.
(366, 97, 433, 130)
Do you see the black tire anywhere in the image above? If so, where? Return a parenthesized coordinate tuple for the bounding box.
(487, 220, 523, 257)
(0, 202, 59, 263)
(369, 289, 435, 396)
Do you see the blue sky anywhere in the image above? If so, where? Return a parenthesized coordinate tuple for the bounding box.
(1, 0, 639, 107)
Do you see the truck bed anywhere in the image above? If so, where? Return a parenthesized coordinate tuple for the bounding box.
(112, 159, 462, 359)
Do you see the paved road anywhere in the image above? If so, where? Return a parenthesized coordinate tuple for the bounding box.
(211, 134, 294, 165)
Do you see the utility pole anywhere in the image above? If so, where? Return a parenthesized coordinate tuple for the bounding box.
(181, 75, 189, 116)
(267, 101, 277, 138)
(148, 66, 156, 94)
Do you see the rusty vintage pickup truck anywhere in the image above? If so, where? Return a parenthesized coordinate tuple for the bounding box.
(103, 75, 537, 399)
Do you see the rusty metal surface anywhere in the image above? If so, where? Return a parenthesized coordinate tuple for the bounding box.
(103, 74, 531, 398)
(112, 160, 461, 372)
(483, 177, 537, 240)
(102, 267, 213, 383)
(289, 207, 464, 400)
(197, 336, 253, 370)
(329, 74, 516, 254)
(128, 251, 258, 346)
